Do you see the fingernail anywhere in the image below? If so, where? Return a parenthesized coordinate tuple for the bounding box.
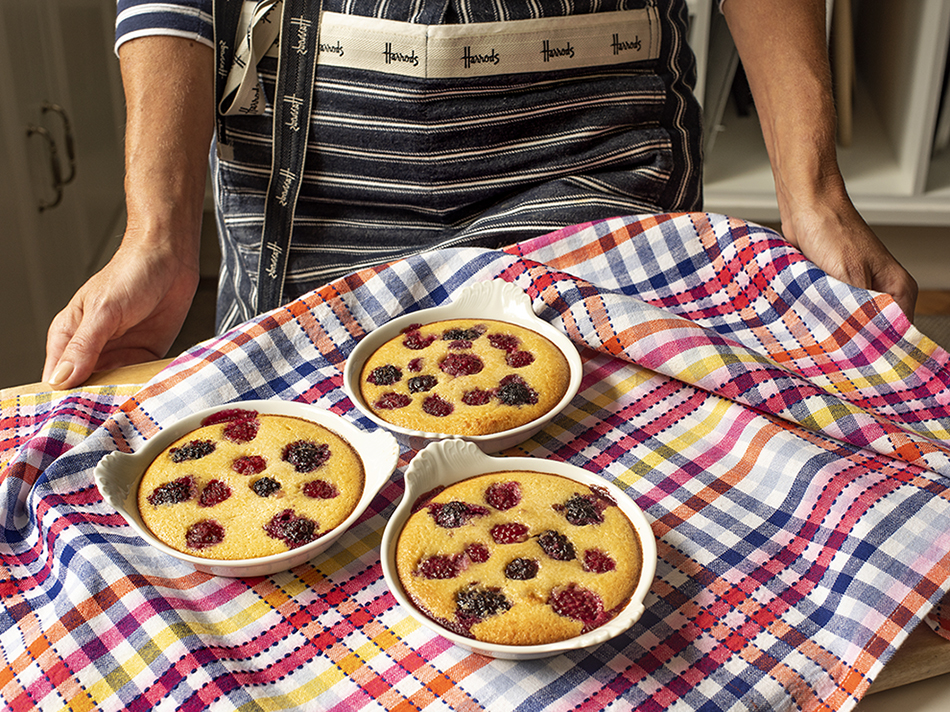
(49, 361, 74, 387)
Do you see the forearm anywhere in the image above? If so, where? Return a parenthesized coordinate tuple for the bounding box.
(119, 35, 215, 265)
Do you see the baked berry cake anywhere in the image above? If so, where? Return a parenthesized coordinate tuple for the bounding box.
(137, 409, 364, 560)
(395, 471, 642, 645)
(359, 319, 570, 436)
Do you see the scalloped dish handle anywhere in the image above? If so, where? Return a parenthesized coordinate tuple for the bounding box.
(449, 280, 536, 321)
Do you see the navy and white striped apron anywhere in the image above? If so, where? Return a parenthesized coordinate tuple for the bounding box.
(210, 0, 703, 332)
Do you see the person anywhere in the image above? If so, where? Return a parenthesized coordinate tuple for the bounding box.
(42, 0, 917, 390)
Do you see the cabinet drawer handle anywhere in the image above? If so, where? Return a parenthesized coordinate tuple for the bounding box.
(26, 124, 64, 212)
(42, 102, 76, 185)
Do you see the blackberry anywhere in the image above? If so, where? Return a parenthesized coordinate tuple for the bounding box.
(407, 375, 438, 393)
(428, 500, 488, 528)
(169, 440, 216, 462)
(282, 440, 331, 472)
(442, 326, 485, 341)
(422, 395, 454, 417)
(505, 558, 539, 580)
(455, 585, 510, 621)
(367, 364, 402, 386)
(374, 393, 412, 410)
(303, 479, 339, 499)
(484, 481, 522, 511)
(556, 494, 605, 526)
(490, 522, 530, 545)
(264, 509, 319, 548)
(147, 476, 196, 506)
(537, 530, 576, 561)
(251, 477, 281, 497)
(495, 376, 538, 407)
(439, 353, 483, 377)
(198, 479, 232, 507)
(185, 520, 225, 549)
(232, 455, 267, 475)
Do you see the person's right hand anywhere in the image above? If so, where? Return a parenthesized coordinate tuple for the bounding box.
(42, 236, 200, 390)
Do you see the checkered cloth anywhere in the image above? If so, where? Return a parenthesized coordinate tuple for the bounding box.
(2, 213, 949, 712)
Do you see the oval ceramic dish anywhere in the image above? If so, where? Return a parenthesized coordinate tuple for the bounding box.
(380, 439, 657, 660)
(343, 280, 583, 453)
(94, 399, 399, 577)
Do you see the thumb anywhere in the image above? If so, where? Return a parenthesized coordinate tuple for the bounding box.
(44, 308, 117, 390)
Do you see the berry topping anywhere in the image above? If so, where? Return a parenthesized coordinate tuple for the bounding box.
(484, 481, 522, 510)
(185, 520, 225, 549)
(264, 509, 319, 548)
(411, 485, 445, 513)
(537, 530, 576, 561)
(417, 554, 464, 579)
(447, 340, 473, 350)
(442, 326, 485, 341)
(402, 330, 437, 350)
(439, 353, 484, 377)
(455, 585, 511, 622)
(461, 389, 492, 406)
(488, 333, 519, 352)
(200, 408, 258, 427)
(428, 500, 489, 528)
(282, 440, 331, 472)
(582, 549, 617, 573)
(407, 375, 438, 393)
(169, 440, 216, 462)
(401, 323, 423, 333)
(199, 479, 232, 507)
(223, 415, 260, 443)
(147, 476, 197, 506)
(232, 455, 267, 475)
(490, 522, 530, 544)
(505, 350, 535, 368)
(422, 395, 454, 417)
(549, 584, 605, 626)
(505, 558, 539, 580)
(368, 364, 402, 385)
(408, 358, 424, 372)
(374, 393, 412, 410)
(495, 376, 539, 406)
(555, 494, 606, 526)
(251, 477, 281, 497)
(303, 479, 339, 499)
(464, 542, 491, 563)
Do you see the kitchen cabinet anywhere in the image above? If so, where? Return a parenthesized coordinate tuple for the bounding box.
(0, 0, 125, 387)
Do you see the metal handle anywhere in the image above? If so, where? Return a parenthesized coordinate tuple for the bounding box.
(42, 102, 76, 185)
(26, 124, 64, 212)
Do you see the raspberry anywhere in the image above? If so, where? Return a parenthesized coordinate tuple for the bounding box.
(442, 326, 485, 341)
(147, 476, 197, 506)
(429, 500, 488, 528)
(447, 340, 473, 350)
(401, 323, 423, 332)
(374, 393, 412, 410)
(555, 494, 605, 526)
(440, 353, 484, 377)
(505, 558, 539, 580)
(407, 375, 438, 393)
(461, 389, 492, 406)
(506, 350, 535, 368)
(422, 395, 454, 417)
(582, 549, 617, 573)
(495, 376, 538, 406)
(303, 479, 339, 499)
(537, 529, 576, 561)
(464, 542, 491, 563)
(264, 509, 319, 548)
(282, 440, 331, 472)
(491, 522, 530, 544)
(185, 520, 225, 549)
(199, 479, 232, 507)
(368, 364, 402, 385)
(251, 477, 281, 497)
(223, 416, 260, 443)
(408, 358, 424, 372)
(417, 554, 464, 579)
(169, 440, 216, 462)
(488, 333, 519, 351)
(200, 408, 258, 427)
(484, 481, 522, 510)
(548, 584, 605, 626)
(232, 455, 267, 475)
(455, 585, 510, 621)
(402, 330, 437, 350)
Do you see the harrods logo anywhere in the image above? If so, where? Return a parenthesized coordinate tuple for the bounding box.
(264, 241, 283, 280)
(289, 16, 311, 55)
(611, 33, 642, 55)
(540, 39, 574, 62)
(238, 84, 262, 114)
(284, 94, 304, 131)
(276, 168, 296, 207)
(383, 42, 420, 67)
(319, 39, 344, 57)
(461, 46, 500, 69)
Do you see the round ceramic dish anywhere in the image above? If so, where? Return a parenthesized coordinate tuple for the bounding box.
(343, 280, 583, 453)
(94, 399, 399, 577)
(380, 439, 657, 660)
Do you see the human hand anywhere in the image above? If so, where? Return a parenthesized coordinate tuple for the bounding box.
(42, 239, 200, 390)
